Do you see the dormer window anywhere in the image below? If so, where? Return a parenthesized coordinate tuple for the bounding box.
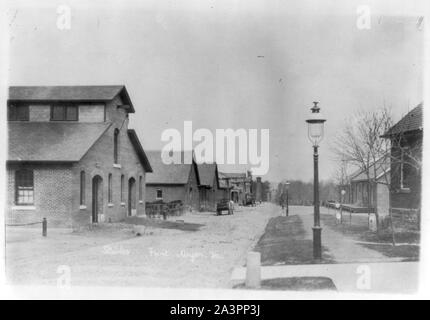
(8, 104, 29, 121)
(50, 105, 78, 121)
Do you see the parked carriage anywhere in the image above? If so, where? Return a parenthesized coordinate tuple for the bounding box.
(145, 200, 184, 219)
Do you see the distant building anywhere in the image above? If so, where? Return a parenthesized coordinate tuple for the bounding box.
(382, 103, 423, 214)
(145, 151, 200, 211)
(217, 175, 233, 200)
(218, 171, 253, 204)
(342, 157, 390, 215)
(6, 86, 152, 229)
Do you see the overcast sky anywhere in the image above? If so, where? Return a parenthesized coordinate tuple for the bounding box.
(4, 0, 425, 183)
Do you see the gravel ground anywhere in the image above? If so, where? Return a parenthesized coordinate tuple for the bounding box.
(6, 203, 279, 288)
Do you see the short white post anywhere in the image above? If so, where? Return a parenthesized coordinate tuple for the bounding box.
(369, 213, 377, 232)
(245, 251, 261, 288)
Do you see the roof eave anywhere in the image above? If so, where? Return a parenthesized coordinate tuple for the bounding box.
(118, 86, 135, 113)
(381, 127, 423, 138)
(6, 160, 77, 165)
(146, 183, 187, 186)
(198, 185, 212, 188)
(192, 159, 201, 186)
(127, 129, 153, 172)
(8, 85, 136, 113)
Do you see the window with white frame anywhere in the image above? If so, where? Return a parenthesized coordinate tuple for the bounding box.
(156, 189, 163, 200)
(400, 148, 411, 190)
(15, 169, 34, 205)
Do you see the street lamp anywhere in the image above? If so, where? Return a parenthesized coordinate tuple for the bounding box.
(284, 181, 290, 216)
(305, 101, 326, 260)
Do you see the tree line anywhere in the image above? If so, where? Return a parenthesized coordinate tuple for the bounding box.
(273, 180, 338, 206)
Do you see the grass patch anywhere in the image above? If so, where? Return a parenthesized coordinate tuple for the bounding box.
(364, 228, 420, 244)
(321, 212, 419, 260)
(361, 244, 419, 259)
(234, 277, 337, 291)
(254, 215, 334, 265)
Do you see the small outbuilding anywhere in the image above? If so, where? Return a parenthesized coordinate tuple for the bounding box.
(145, 151, 200, 211)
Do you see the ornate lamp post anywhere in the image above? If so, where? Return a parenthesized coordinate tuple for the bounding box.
(284, 181, 290, 216)
(305, 101, 326, 260)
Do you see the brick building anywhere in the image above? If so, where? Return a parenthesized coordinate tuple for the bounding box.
(197, 163, 221, 212)
(382, 103, 423, 213)
(145, 151, 200, 211)
(6, 86, 152, 229)
(218, 171, 253, 204)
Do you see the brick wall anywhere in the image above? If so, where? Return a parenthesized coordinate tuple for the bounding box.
(73, 96, 147, 228)
(145, 163, 200, 211)
(390, 133, 422, 210)
(7, 94, 149, 229)
(6, 164, 74, 227)
(146, 185, 187, 203)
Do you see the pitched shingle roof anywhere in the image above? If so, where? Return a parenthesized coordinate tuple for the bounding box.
(8, 122, 111, 162)
(218, 171, 248, 189)
(219, 172, 247, 180)
(383, 103, 423, 137)
(8, 85, 135, 112)
(197, 163, 218, 187)
(145, 150, 198, 185)
(349, 156, 390, 182)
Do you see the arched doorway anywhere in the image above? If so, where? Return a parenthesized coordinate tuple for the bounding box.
(92, 175, 103, 223)
(128, 177, 136, 216)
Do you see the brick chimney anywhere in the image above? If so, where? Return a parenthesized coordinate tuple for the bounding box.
(256, 177, 262, 202)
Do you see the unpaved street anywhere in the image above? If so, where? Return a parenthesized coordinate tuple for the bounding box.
(6, 203, 279, 288)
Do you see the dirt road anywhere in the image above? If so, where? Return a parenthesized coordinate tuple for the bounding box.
(6, 203, 279, 288)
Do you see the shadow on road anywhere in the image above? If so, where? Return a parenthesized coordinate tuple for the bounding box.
(125, 216, 205, 232)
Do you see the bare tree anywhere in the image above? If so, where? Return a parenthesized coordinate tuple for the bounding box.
(333, 105, 422, 244)
(332, 106, 393, 231)
(332, 158, 349, 203)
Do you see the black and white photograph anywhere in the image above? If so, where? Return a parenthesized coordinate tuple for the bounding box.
(0, 0, 429, 301)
